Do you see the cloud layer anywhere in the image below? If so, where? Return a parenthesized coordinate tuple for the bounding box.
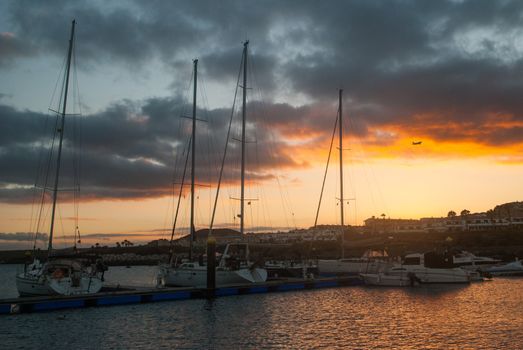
(2, 0, 523, 203)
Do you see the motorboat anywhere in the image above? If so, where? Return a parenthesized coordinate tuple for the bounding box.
(482, 259, 523, 276)
(391, 252, 470, 283)
(452, 251, 502, 271)
(362, 252, 470, 286)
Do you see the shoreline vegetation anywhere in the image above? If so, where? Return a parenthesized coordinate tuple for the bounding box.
(1, 227, 523, 266)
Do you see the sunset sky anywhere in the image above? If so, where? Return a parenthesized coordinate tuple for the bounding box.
(1, 0, 523, 250)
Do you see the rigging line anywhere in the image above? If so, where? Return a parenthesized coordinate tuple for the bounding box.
(209, 48, 244, 234)
(33, 114, 61, 250)
(251, 61, 298, 232)
(30, 57, 68, 252)
(196, 73, 216, 222)
(198, 71, 225, 221)
(163, 67, 194, 239)
(349, 115, 385, 217)
(247, 63, 281, 230)
(314, 109, 339, 227)
(168, 135, 192, 262)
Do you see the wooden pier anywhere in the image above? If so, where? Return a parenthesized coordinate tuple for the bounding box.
(0, 276, 362, 315)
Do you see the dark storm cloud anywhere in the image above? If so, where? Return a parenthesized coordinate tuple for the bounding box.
(6, 0, 523, 141)
(2, 0, 523, 204)
(0, 96, 308, 203)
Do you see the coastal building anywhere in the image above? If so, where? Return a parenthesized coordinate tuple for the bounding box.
(246, 226, 340, 244)
(364, 201, 523, 234)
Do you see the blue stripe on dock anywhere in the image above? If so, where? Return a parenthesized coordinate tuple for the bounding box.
(151, 291, 191, 301)
(0, 304, 11, 314)
(278, 283, 305, 291)
(314, 280, 339, 288)
(97, 295, 141, 306)
(248, 286, 268, 294)
(33, 299, 85, 311)
(215, 288, 239, 296)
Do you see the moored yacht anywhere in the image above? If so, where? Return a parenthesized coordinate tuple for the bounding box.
(157, 42, 267, 287)
(452, 251, 502, 271)
(362, 252, 470, 286)
(15, 20, 105, 297)
(159, 243, 266, 287)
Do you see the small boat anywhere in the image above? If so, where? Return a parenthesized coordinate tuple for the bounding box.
(16, 20, 106, 297)
(482, 259, 523, 276)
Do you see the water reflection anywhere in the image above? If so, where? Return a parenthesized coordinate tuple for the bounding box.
(1, 264, 522, 349)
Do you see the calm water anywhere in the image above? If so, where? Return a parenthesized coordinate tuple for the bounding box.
(1, 264, 523, 349)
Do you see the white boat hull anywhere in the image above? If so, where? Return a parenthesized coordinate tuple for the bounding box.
(361, 273, 414, 287)
(16, 273, 54, 296)
(388, 267, 470, 284)
(48, 276, 103, 295)
(160, 266, 267, 287)
(16, 272, 103, 296)
(483, 261, 523, 276)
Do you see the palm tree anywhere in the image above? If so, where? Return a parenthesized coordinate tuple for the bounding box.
(460, 209, 470, 231)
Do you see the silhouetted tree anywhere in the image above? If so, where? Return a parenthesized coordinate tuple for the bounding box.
(447, 211, 456, 217)
(460, 209, 470, 231)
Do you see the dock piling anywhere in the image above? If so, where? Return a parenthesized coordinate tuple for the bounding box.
(206, 235, 216, 295)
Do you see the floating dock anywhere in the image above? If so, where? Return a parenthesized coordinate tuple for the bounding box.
(0, 276, 361, 315)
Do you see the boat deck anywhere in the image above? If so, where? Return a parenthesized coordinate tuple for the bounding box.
(0, 276, 362, 315)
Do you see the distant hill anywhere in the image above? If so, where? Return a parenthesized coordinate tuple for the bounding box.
(184, 228, 241, 241)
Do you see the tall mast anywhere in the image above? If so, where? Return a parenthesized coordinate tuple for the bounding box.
(240, 41, 248, 235)
(189, 59, 198, 260)
(48, 19, 75, 257)
(338, 89, 345, 258)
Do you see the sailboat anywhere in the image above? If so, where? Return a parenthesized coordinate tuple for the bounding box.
(16, 20, 106, 296)
(158, 42, 267, 287)
(316, 90, 390, 275)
